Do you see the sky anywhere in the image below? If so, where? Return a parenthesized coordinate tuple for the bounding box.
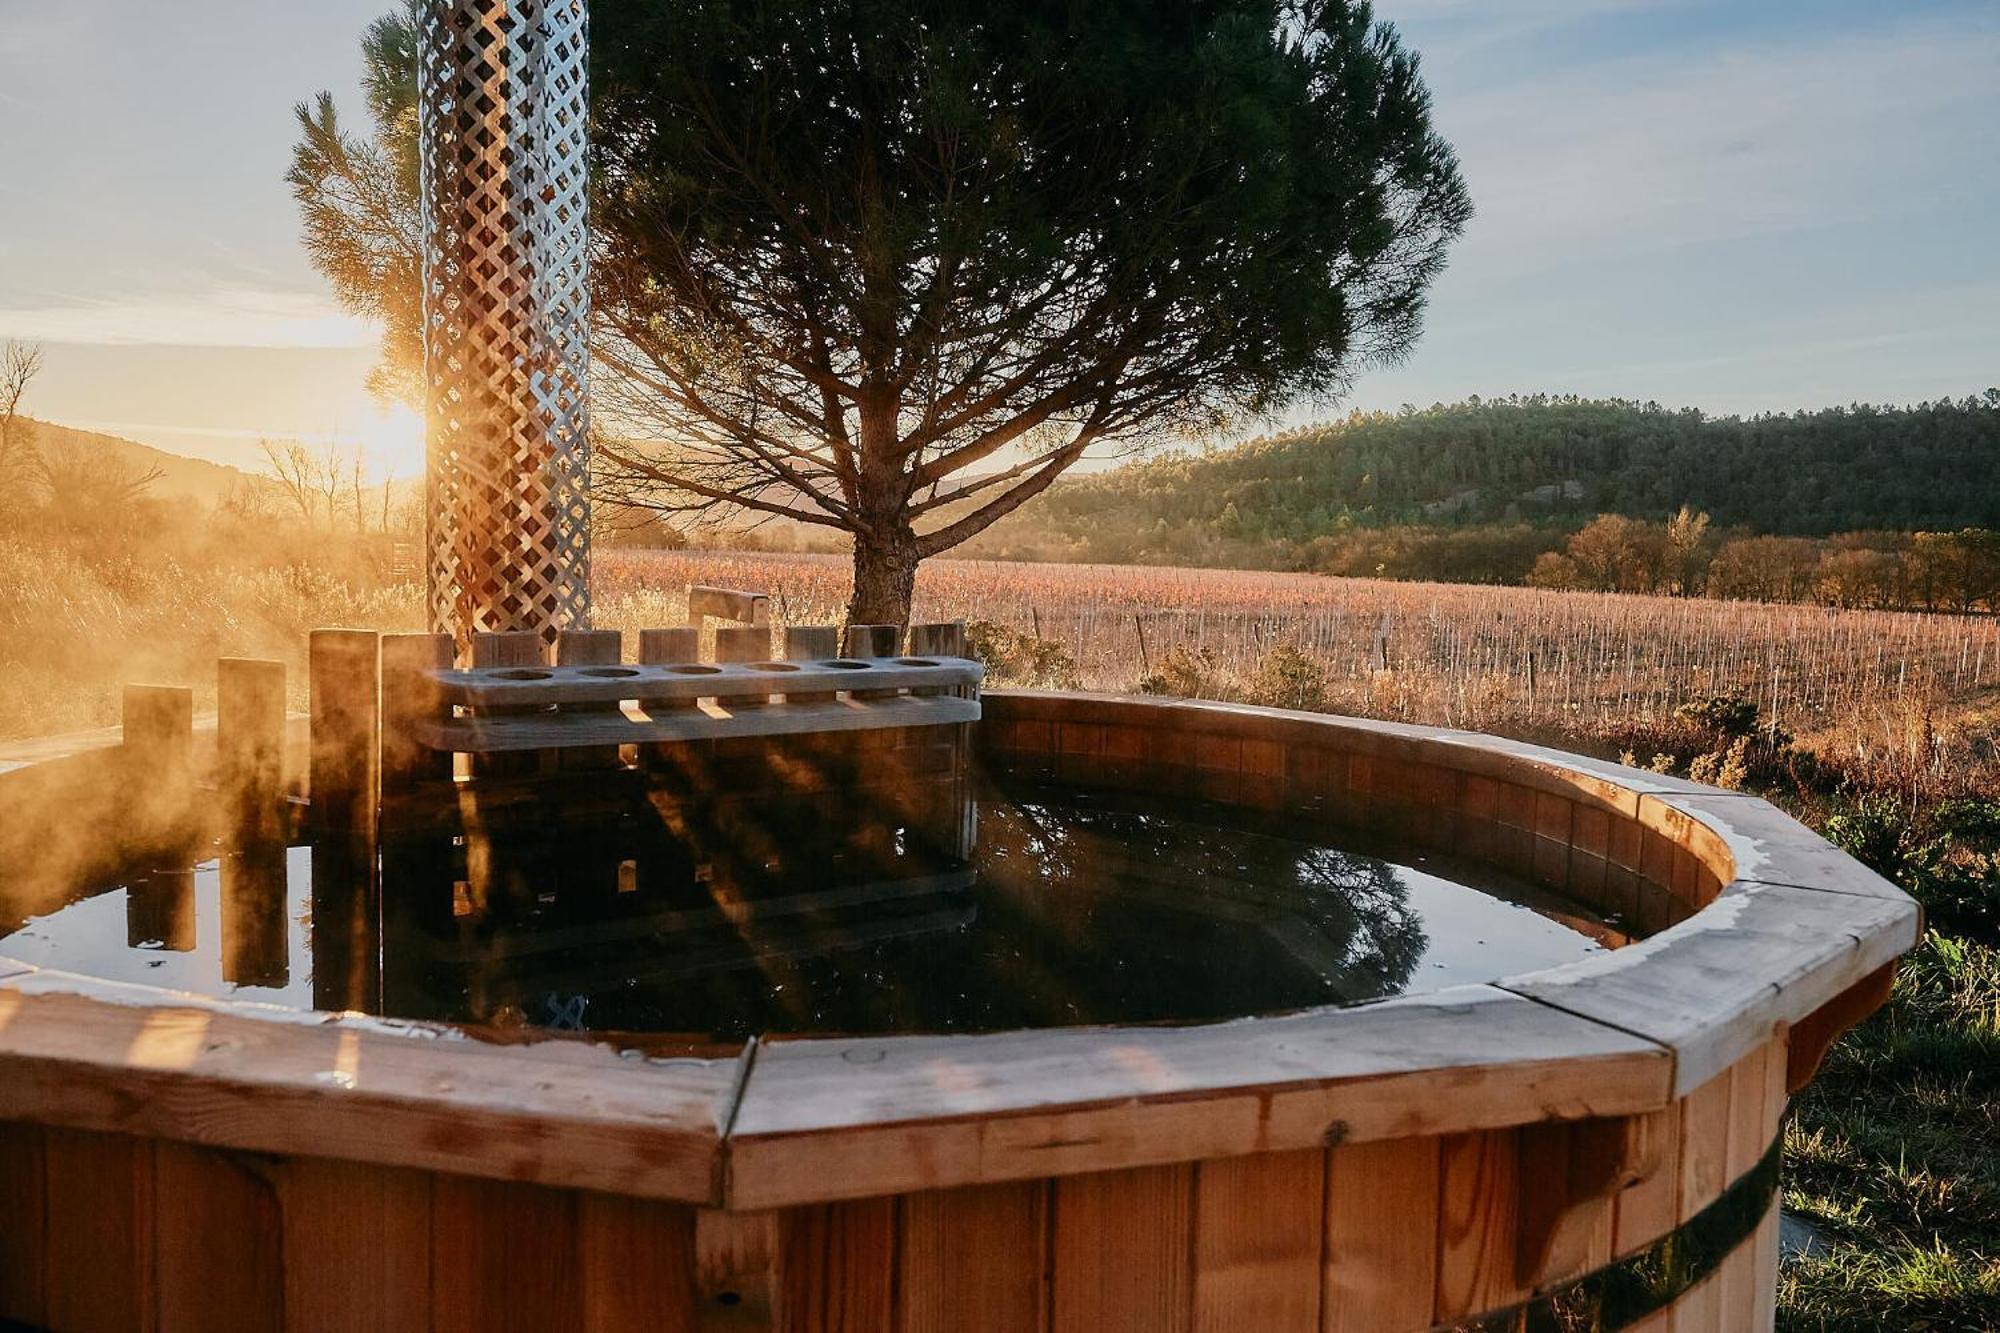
(0, 0, 1995, 480)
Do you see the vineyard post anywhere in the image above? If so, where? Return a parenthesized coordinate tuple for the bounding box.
(1135, 614, 1150, 674)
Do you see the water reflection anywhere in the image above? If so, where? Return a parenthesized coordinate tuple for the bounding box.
(0, 784, 1607, 1044)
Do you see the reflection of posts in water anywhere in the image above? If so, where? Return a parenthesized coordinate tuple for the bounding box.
(220, 842, 289, 989)
(311, 835, 381, 1014)
(126, 868, 196, 952)
(378, 837, 459, 1024)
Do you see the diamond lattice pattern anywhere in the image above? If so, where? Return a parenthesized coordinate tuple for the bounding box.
(420, 0, 592, 644)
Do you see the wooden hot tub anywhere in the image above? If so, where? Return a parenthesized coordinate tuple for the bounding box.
(0, 683, 1916, 1332)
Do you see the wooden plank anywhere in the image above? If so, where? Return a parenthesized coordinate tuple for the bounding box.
(1322, 1136, 1439, 1333)
(579, 1192, 699, 1333)
(689, 585, 771, 625)
(1677, 1064, 1735, 1222)
(430, 1174, 581, 1333)
(379, 632, 450, 793)
(695, 1209, 782, 1333)
(418, 694, 981, 754)
(1501, 880, 1919, 1095)
(1050, 1164, 1194, 1333)
(1435, 1129, 1524, 1323)
(1717, 1040, 1778, 1321)
(1611, 1103, 1682, 1259)
(0, 1119, 48, 1328)
(154, 1140, 282, 1333)
(217, 658, 287, 844)
(1674, 1058, 1738, 1333)
(432, 657, 981, 708)
(727, 985, 1668, 1209)
(0, 979, 736, 1204)
(311, 629, 381, 831)
(780, 1198, 897, 1333)
(43, 1126, 155, 1333)
(1512, 1118, 1622, 1290)
(1193, 1149, 1323, 1333)
(896, 1181, 1048, 1333)
(1749, 1201, 1779, 1333)
(279, 1156, 433, 1333)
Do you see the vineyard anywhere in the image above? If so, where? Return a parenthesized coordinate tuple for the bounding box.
(604, 550, 2000, 781)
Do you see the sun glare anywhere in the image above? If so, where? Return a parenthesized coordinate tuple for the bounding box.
(351, 402, 426, 481)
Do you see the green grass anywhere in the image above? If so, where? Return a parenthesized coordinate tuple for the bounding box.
(1779, 932, 2000, 1331)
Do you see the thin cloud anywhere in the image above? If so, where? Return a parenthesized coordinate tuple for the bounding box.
(0, 289, 374, 349)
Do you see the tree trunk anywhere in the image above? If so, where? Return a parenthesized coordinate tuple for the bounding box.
(848, 529, 919, 626)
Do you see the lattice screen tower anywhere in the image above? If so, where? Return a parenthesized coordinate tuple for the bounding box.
(419, 0, 592, 643)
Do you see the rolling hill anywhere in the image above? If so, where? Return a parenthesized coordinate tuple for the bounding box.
(965, 393, 2000, 567)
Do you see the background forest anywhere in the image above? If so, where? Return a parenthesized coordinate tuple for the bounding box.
(966, 394, 2000, 609)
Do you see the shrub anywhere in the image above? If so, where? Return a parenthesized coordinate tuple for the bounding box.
(964, 619, 1082, 690)
(1825, 797, 2000, 942)
(1674, 693, 1762, 738)
(1243, 643, 1328, 712)
(1136, 645, 1234, 701)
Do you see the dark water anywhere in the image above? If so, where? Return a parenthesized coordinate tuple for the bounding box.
(0, 784, 1611, 1044)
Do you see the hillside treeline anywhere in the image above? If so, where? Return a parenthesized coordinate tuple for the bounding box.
(965, 394, 2000, 603)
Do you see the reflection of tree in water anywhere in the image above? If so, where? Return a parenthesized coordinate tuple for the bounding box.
(980, 791, 1427, 1015)
(1289, 847, 1428, 998)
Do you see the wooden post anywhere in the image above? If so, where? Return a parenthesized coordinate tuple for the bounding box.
(556, 629, 624, 771)
(715, 626, 773, 707)
(217, 658, 286, 846)
(906, 623, 966, 696)
(843, 624, 902, 701)
(639, 627, 700, 666)
(380, 633, 452, 795)
(782, 626, 840, 704)
(123, 683, 195, 855)
(309, 630, 380, 837)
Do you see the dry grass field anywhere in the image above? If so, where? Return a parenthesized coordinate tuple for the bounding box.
(10, 543, 1999, 793)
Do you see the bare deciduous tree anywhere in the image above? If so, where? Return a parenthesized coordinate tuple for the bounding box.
(259, 438, 327, 526)
(1, 340, 45, 506)
(33, 436, 163, 536)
